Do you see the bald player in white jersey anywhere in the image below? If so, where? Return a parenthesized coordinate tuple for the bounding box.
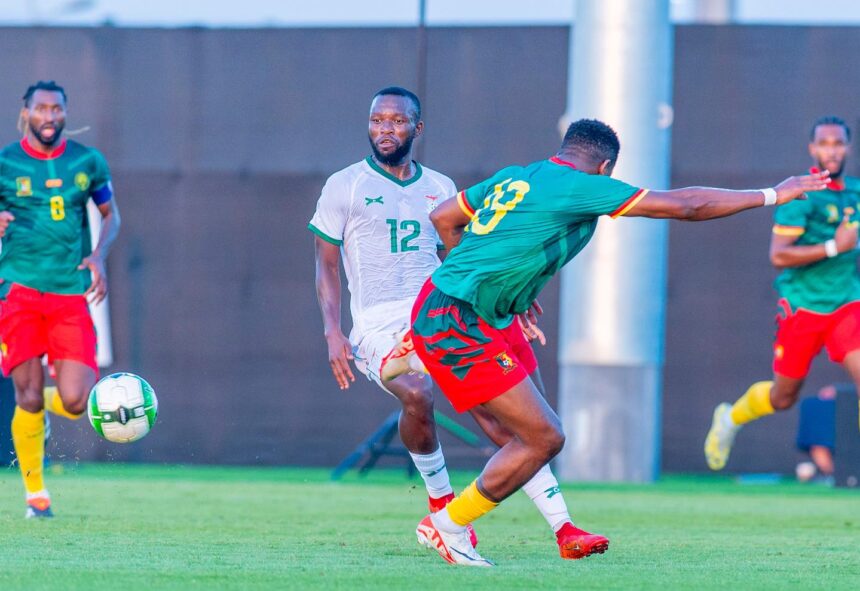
(310, 87, 578, 559)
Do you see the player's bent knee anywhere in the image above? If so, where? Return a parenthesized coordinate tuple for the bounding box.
(544, 428, 566, 459)
(63, 397, 88, 416)
(14, 385, 44, 411)
(397, 387, 434, 416)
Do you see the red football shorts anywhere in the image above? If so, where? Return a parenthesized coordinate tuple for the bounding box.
(773, 298, 860, 379)
(0, 283, 98, 377)
(410, 278, 537, 412)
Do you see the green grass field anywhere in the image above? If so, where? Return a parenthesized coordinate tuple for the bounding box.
(0, 464, 857, 591)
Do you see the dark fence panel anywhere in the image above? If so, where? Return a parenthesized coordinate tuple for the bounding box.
(0, 25, 855, 473)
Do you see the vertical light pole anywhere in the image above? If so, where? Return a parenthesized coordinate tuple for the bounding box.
(556, 0, 673, 482)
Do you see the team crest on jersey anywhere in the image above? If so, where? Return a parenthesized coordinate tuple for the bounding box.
(494, 352, 517, 374)
(15, 177, 32, 197)
(425, 195, 440, 212)
(75, 172, 91, 191)
(365, 196, 384, 206)
(45, 178, 63, 188)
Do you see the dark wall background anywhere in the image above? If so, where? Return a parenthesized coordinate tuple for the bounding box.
(0, 25, 856, 474)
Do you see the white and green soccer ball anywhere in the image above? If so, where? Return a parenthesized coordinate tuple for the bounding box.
(87, 372, 158, 443)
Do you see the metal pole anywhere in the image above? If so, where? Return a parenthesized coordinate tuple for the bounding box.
(414, 0, 428, 162)
(556, 0, 673, 482)
(673, 0, 736, 23)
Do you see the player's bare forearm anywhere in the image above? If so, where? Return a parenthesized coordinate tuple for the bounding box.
(437, 225, 465, 252)
(769, 243, 830, 268)
(430, 197, 470, 251)
(670, 188, 772, 221)
(770, 216, 858, 269)
(314, 236, 355, 389)
(92, 200, 121, 260)
(313, 238, 344, 337)
(625, 172, 829, 221)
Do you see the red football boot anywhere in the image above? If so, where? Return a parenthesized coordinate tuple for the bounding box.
(555, 522, 609, 559)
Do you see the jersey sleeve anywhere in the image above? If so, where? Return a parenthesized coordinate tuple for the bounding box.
(772, 199, 809, 237)
(457, 167, 521, 218)
(88, 148, 114, 205)
(308, 173, 349, 246)
(571, 174, 647, 218)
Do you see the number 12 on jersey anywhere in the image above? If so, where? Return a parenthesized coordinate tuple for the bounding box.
(386, 219, 420, 253)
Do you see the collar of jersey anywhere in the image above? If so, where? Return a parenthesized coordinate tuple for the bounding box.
(810, 166, 845, 191)
(549, 155, 577, 169)
(20, 137, 67, 160)
(365, 156, 423, 187)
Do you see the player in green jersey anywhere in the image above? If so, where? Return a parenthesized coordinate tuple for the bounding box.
(407, 118, 828, 566)
(706, 116, 860, 471)
(0, 81, 121, 517)
(312, 87, 583, 558)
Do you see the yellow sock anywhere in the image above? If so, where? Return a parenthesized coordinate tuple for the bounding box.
(730, 381, 775, 425)
(445, 480, 499, 526)
(43, 386, 83, 420)
(11, 406, 46, 494)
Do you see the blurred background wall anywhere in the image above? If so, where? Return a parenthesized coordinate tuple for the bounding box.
(0, 24, 856, 473)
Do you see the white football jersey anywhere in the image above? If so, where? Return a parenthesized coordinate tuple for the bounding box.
(309, 157, 456, 342)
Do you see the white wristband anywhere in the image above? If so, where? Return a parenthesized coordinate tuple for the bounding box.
(824, 239, 839, 258)
(761, 187, 778, 206)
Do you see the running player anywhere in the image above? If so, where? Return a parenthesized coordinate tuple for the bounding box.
(705, 116, 860, 471)
(0, 80, 121, 518)
(310, 87, 581, 555)
(408, 118, 829, 566)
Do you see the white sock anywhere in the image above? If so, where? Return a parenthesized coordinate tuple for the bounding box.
(409, 445, 454, 498)
(721, 409, 739, 430)
(430, 506, 466, 534)
(521, 464, 571, 533)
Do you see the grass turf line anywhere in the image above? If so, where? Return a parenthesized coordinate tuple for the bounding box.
(0, 464, 857, 590)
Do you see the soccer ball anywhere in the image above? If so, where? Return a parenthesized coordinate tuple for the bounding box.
(87, 372, 158, 443)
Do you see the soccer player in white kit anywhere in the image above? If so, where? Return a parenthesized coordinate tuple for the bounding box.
(310, 87, 577, 555)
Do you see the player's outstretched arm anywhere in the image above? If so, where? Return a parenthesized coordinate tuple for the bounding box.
(314, 237, 355, 390)
(430, 196, 471, 251)
(623, 171, 830, 221)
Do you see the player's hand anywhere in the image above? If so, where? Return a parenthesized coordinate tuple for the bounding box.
(325, 330, 355, 390)
(518, 300, 546, 346)
(0, 211, 15, 237)
(834, 214, 858, 253)
(773, 170, 830, 205)
(79, 253, 108, 305)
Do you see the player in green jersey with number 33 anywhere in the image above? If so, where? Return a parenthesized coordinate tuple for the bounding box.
(408, 118, 829, 566)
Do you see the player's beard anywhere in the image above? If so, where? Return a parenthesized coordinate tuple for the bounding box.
(30, 120, 65, 147)
(817, 157, 845, 179)
(370, 133, 415, 166)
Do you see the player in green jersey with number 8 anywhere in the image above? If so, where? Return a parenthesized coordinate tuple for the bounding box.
(407, 118, 829, 566)
(0, 81, 121, 518)
(705, 116, 860, 471)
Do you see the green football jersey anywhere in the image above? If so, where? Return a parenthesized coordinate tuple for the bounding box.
(0, 138, 112, 295)
(432, 156, 645, 328)
(772, 175, 860, 313)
